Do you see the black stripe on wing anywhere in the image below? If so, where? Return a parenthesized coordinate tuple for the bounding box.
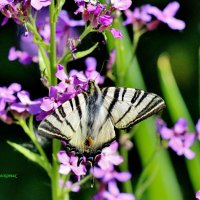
(74, 95, 83, 131)
(99, 88, 122, 133)
(38, 119, 71, 141)
(121, 96, 165, 129)
(131, 89, 140, 103)
(115, 91, 148, 124)
(107, 88, 121, 113)
(58, 105, 66, 118)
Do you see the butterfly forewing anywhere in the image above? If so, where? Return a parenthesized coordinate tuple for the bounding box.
(38, 93, 88, 150)
(102, 87, 165, 129)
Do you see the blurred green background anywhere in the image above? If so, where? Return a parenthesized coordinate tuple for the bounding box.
(0, 0, 199, 199)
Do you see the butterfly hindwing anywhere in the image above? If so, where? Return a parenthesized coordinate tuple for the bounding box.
(102, 87, 165, 129)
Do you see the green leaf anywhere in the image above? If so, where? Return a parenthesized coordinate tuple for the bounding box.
(75, 42, 99, 59)
(59, 42, 99, 64)
(7, 141, 50, 173)
(158, 54, 200, 191)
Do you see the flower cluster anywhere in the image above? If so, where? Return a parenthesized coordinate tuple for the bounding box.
(0, 0, 51, 25)
(74, 0, 132, 38)
(156, 118, 200, 159)
(57, 150, 86, 192)
(124, 1, 185, 31)
(58, 150, 87, 179)
(0, 83, 41, 124)
(8, 9, 84, 65)
(57, 141, 135, 199)
(37, 57, 104, 120)
(92, 142, 135, 200)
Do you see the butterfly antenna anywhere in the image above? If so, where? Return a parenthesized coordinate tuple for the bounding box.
(93, 60, 106, 83)
(91, 166, 95, 188)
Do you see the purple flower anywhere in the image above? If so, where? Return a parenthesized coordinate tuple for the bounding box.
(97, 142, 123, 170)
(110, 28, 123, 38)
(8, 47, 34, 65)
(123, 5, 152, 27)
(0, 83, 21, 123)
(40, 86, 61, 112)
(59, 180, 80, 192)
(75, 2, 124, 38)
(157, 118, 196, 159)
(147, 2, 185, 30)
(0, 83, 21, 106)
(196, 119, 200, 140)
(196, 190, 200, 200)
(58, 151, 86, 177)
(56, 64, 88, 96)
(85, 57, 104, 84)
(102, 181, 135, 200)
(10, 90, 42, 115)
(0, 83, 42, 123)
(99, 15, 113, 26)
(93, 166, 131, 183)
(0, 1, 30, 25)
(124, 2, 185, 31)
(106, 49, 116, 70)
(111, 0, 132, 11)
(31, 0, 51, 10)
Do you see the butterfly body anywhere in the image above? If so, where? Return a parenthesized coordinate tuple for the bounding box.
(38, 80, 165, 164)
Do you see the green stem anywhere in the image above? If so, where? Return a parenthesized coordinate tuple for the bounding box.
(119, 132, 133, 194)
(79, 25, 93, 41)
(51, 140, 61, 200)
(199, 47, 200, 115)
(50, 0, 57, 86)
(27, 19, 51, 83)
(49, 2, 60, 200)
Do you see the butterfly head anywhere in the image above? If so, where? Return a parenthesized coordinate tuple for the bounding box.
(87, 80, 101, 94)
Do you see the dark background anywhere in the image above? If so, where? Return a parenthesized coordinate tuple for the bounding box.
(0, 0, 199, 199)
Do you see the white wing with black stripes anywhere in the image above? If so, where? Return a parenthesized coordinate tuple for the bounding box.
(38, 93, 88, 151)
(38, 80, 165, 163)
(102, 87, 165, 129)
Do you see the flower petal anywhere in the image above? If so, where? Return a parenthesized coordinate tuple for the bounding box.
(57, 151, 70, 164)
(17, 90, 31, 105)
(56, 64, 68, 81)
(114, 171, 131, 182)
(40, 97, 54, 112)
(196, 190, 200, 200)
(59, 164, 71, 175)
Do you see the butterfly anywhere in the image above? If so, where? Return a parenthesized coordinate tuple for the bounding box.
(38, 80, 165, 165)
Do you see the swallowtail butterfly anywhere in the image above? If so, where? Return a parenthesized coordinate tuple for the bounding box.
(38, 80, 165, 165)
